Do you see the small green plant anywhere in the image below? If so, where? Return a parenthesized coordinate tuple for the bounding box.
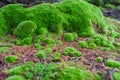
(63, 47, 81, 57)
(4, 55, 18, 63)
(13, 21, 37, 39)
(64, 33, 75, 42)
(106, 59, 120, 68)
(36, 51, 46, 59)
(5, 75, 25, 80)
(22, 37, 32, 45)
(95, 57, 103, 63)
(78, 41, 88, 48)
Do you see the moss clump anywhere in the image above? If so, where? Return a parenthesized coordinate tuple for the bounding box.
(113, 72, 120, 80)
(34, 44, 42, 50)
(6, 75, 25, 80)
(13, 21, 37, 39)
(63, 47, 81, 57)
(88, 42, 97, 49)
(4, 55, 18, 63)
(95, 57, 103, 63)
(44, 38, 55, 44)
(22, 37, 32, 45)
(73, 32, 78, 40)
(64, 33, 75, 42)
(44, 48, 53, 54)
(36, 51, 46, 59)
(106, 59, 120, 68)
(52, 52, 61, 62)
(37, 27, 48, 35)
(78, 41, 88, 48)
(0, 13, 7, 35)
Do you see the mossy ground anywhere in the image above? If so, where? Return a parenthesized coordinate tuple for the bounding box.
(0, 0, 120, 80)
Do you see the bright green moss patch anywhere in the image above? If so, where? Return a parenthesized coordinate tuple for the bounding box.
(64, 33, 75, 42)
(5, 62, 102, 80)
(0, 0, 106, 37)
(0, 4, 27, 33)
(95, 57, 103, 63)
(4, 55, 18, 63)
(106, 59, 120, 68)
(38, 27, 48, 35)
(22, 37, 32, 45)
(113, 72, 120, 80)
(0, 13, 7, 35)
(6, 75, 25, 80)
(13, 21, 37, 39)
(36, 51, 46, 59)
(78, 41, 88, 48)
(63, 47, 81, 57)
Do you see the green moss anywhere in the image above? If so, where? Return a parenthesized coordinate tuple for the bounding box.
(44, 38, 55, 44)
(52, 52, 61, 62)
(78, 41, 88, 48)
(0, 0, 105, 37)
(4, 55, 18, 63)
(64, 33, 75, 42)
(106, 59, 120, 68)
(34, 44, 42, 50)
(6, 75, 25, 80)
(73, 32, 78, 40)
(34, 35, 45, 44)
(0, 4, 27, 33)
(0, 13, 7, 35)
(5, 66, 24, 75)
(5, 62, 102, 80)
(113, 72, 120, 80)
(95, 57, 103, 63)
(88, 42, 97, 49)
(36, 51, 46, 59)
(13, 21, 37, 39)
(14, 38, 22, 45)
(44, 48, 53, 54)
(105, 4, 115, 9)
(63, 47, 81, 57)
(28, 4, 63, 35)
(22, 37, 32, 45)
(37, 27, 48, 35)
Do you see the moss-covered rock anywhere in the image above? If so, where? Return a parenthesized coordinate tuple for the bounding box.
(13, 21, 37, 38)
(0, 0, 106, 37)
(0, 4, 27, 33)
